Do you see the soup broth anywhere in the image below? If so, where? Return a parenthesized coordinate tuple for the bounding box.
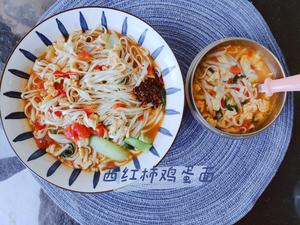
(193, 44, 275, 134)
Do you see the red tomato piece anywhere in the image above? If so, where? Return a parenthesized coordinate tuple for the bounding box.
(147, 66, 154, 75)
(83, 106, 95, 115)
(54, 82, 67, 97)
(33, 77, 44, 89)
(95, 65, 105, 70)
(230, 66, 241, 74)
(34, 120, 46, 130)
(94, 124, 105, 137)
(112, 103, 127, 109)
(232, 87, 240, 91)
(77, 50, 92, 61)
(72, 122, 91, 139)
(53, 70, 77, 78)
(227, 78, 234, 84)
(33, 135, 53, 149)
(54, 111, 62, 116)
(242, 120, 252, 129)
(221, 98, 225, 108)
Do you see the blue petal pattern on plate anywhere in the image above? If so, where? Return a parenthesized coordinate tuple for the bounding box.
(149, 146, 160, 157)
(138, 29, 148, 45)
(35, 31, 52, 46)
(56, 18, 69, 40)
(121, 17, 128, 36)
(93, 171, 101, 189)
(101, 11, 107, 29)
(19, 49, 37, 62)
(3, 91, 22, 99)
(5, 112, 26, 119)
(162, 65, 176, 77)
(166, 87, 181, 95)
(13, 131, 33, 142)
(165, 109, 180, 115)
(69, 169, 81, 186)
(112, 166, 120, 172)
(47, 159, 61, 177)
(133, 157, 141, 170)
(159, 127, 173, 137)
(151, 45, 164, 59)
(8, 69, 30, 79)
(79, 12, 89, 32)
(27, 148, 47, 162)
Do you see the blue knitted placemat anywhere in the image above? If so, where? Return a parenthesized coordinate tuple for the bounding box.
(36, 0, 294, 224)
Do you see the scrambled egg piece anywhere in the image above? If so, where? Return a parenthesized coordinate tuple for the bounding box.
(207, 116, 217, 127)
(196, 100, 205, 113)
(255, 99, 270, 112)
(243, 102, 258, 113)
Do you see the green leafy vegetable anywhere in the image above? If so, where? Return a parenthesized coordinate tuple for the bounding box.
(241, 100, 248, 106)
(124, 142, 134, 150)
(225, 96, 230, 104)
(226, 104, 234, 111)
(61, 143, 75, 158)
(224, 96, 237, 112)
(124, 137, 152, 152)
(252, 116, 257, 123)
(232, 74, 246, 83)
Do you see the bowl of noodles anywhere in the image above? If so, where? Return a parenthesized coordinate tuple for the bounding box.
(186, 38, 286, 138)
(0, 7, 184, 192)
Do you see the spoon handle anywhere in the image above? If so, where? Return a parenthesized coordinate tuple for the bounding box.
(264, 75, 300, 96)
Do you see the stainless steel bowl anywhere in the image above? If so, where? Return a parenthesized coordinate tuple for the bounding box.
(185, 37, 287, 138)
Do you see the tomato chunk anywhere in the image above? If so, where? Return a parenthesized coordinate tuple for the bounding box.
(33, 77, 44, 89)
(112, 103, 127, 109)
(54, 82, 66, 97)
(147, 66, 154, 75)
(232, 87, 240, 91)
(242, 120, 252, 129)
(77, 50, 92, 61)
(54, 111, 62, 116)
(64, 122, 92, 140)
(230, 66, 241, 74)
(95, 65, 105, 70)
(93, 124, 105, 137)
(53, 70, 77, 78)
(72, 122, 91, 139)
(34, 120, 46, 130)
(221, 98, 225, 108)
(83, 106, 95, 115)
(34, 135, 54, 149)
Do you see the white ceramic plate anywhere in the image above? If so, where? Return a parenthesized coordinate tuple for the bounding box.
(0, 7, 184, 192)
